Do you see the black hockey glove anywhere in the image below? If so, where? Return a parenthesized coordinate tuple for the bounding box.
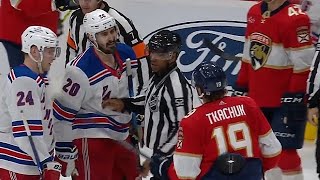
(232, 86, 248, 96)
(150, 154, 172, 180)
(55, 0, 79, 11)
(271, 92, 307, 149)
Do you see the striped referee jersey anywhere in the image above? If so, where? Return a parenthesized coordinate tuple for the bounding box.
(307, 37, 320, 107)
(143, 65, 195, 156)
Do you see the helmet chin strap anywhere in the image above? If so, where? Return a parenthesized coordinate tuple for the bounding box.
(28, 51, 44, 74)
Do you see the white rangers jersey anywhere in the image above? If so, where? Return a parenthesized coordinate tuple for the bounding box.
(0, 65, 54, 175)
(303, 0, 320, 43)
(66, 1, 150, 96)
(53, 44, 139, 143)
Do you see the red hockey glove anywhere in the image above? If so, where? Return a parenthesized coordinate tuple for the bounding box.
(43, 161, 62, 180)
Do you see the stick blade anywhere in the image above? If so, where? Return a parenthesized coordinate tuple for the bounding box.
(203, 38, 242, 61)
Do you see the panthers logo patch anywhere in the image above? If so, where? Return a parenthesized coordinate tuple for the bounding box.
(249, 33, 272, 70)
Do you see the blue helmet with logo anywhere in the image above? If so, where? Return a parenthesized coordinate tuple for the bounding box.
(148, 30, 181, 53)
(192, 62, 227, 95)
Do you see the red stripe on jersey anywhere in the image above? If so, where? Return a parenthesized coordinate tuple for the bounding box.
(52, 101, 76, 120)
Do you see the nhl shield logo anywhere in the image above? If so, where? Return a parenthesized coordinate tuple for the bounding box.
(249, 33, 272, 70)
(148, 95, 159, 112)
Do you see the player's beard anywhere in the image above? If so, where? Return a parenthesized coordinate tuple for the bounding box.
(97, 40, 116, 54)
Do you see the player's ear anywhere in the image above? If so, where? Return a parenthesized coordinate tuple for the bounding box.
(86, 33, 94, 42)
(30, 45, 39, 56)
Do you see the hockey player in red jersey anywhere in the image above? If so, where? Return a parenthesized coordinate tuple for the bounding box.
(0, 0, 78, 76)
(145, 62, 282, 180)
(53, 9, 140, 180)
(234, 0, 315, 179)
(0, 26, 62, 180)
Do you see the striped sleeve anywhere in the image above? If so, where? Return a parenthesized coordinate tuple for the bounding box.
(107, 8, 151, 96)
(7, 77, 52, 168)
(307, 37, 320, 107)
(53, 65, 89, 143)
(66, 12, 80, 64)
(172, 117, 203, 179)
(108, 8, 144, 49)
(284, 14, 315, 92)
(157, 71, 194, 155)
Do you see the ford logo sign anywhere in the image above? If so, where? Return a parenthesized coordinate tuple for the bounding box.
(144, 21, 246, 89)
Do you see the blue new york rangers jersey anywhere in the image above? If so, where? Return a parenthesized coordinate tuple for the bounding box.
(53, 44, 139, 143)
(0, 65, 54, 175)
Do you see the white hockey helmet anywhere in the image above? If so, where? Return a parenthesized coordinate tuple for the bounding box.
(21, 26, 60, 74)
(83, 9, 117, 41)
(21, 26, 59, 56)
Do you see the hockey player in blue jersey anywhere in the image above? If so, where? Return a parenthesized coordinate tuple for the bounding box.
(53, 9, 141, 180)
(0, 26, 62, 180)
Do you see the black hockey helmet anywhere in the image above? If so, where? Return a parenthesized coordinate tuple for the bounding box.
(192, 61, 227, 95)
(148, 30, 182, 53)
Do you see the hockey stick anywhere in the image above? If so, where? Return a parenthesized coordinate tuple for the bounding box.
(61, 10, 72, 23)
(126, 58, 138, 129)
(125, 58, 147, 171)
(118, 140, 150, 159)
(203, 38, 242, 61)
(20, 110, 43, 179)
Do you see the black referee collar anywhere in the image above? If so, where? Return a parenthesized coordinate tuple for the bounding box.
(153, 63, 178, 78)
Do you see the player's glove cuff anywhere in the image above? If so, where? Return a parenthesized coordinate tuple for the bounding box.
(232, 86, 248, 97)
(55, 142, 78, 177)
(43, 161, 62, 180)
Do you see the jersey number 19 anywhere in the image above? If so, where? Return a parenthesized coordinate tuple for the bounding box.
(211, 122, 253, 157)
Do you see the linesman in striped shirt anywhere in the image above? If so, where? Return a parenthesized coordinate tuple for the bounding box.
(66, 0, 150, 95)
(103, 30, 196, 179)
(304, 0, 320, 177)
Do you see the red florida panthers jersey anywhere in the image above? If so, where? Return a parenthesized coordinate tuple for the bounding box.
(236, 1, 314, 107)
(168, 96, 281, 180)
(0, 0, 59, 45)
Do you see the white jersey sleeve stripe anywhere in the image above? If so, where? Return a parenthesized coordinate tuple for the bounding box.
(173, 153, 202, 179)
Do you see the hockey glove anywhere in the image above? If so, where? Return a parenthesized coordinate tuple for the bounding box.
(232, 86, 248, 97)
(55, 0, 79, 11)
(55, 142, 78, 177)
(150, 154, 173, 180)
(43, 161, 62, 180)
(271, 93, 307, 149)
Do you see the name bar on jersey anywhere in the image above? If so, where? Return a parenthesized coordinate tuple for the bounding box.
(205, 104, 246, 124)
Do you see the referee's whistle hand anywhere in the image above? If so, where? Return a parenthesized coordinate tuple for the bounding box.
(102, 98, 125, 112)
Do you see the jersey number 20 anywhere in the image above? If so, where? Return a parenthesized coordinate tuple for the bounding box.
(212, 122, 253, 157)
(63, 78, 80, 96)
